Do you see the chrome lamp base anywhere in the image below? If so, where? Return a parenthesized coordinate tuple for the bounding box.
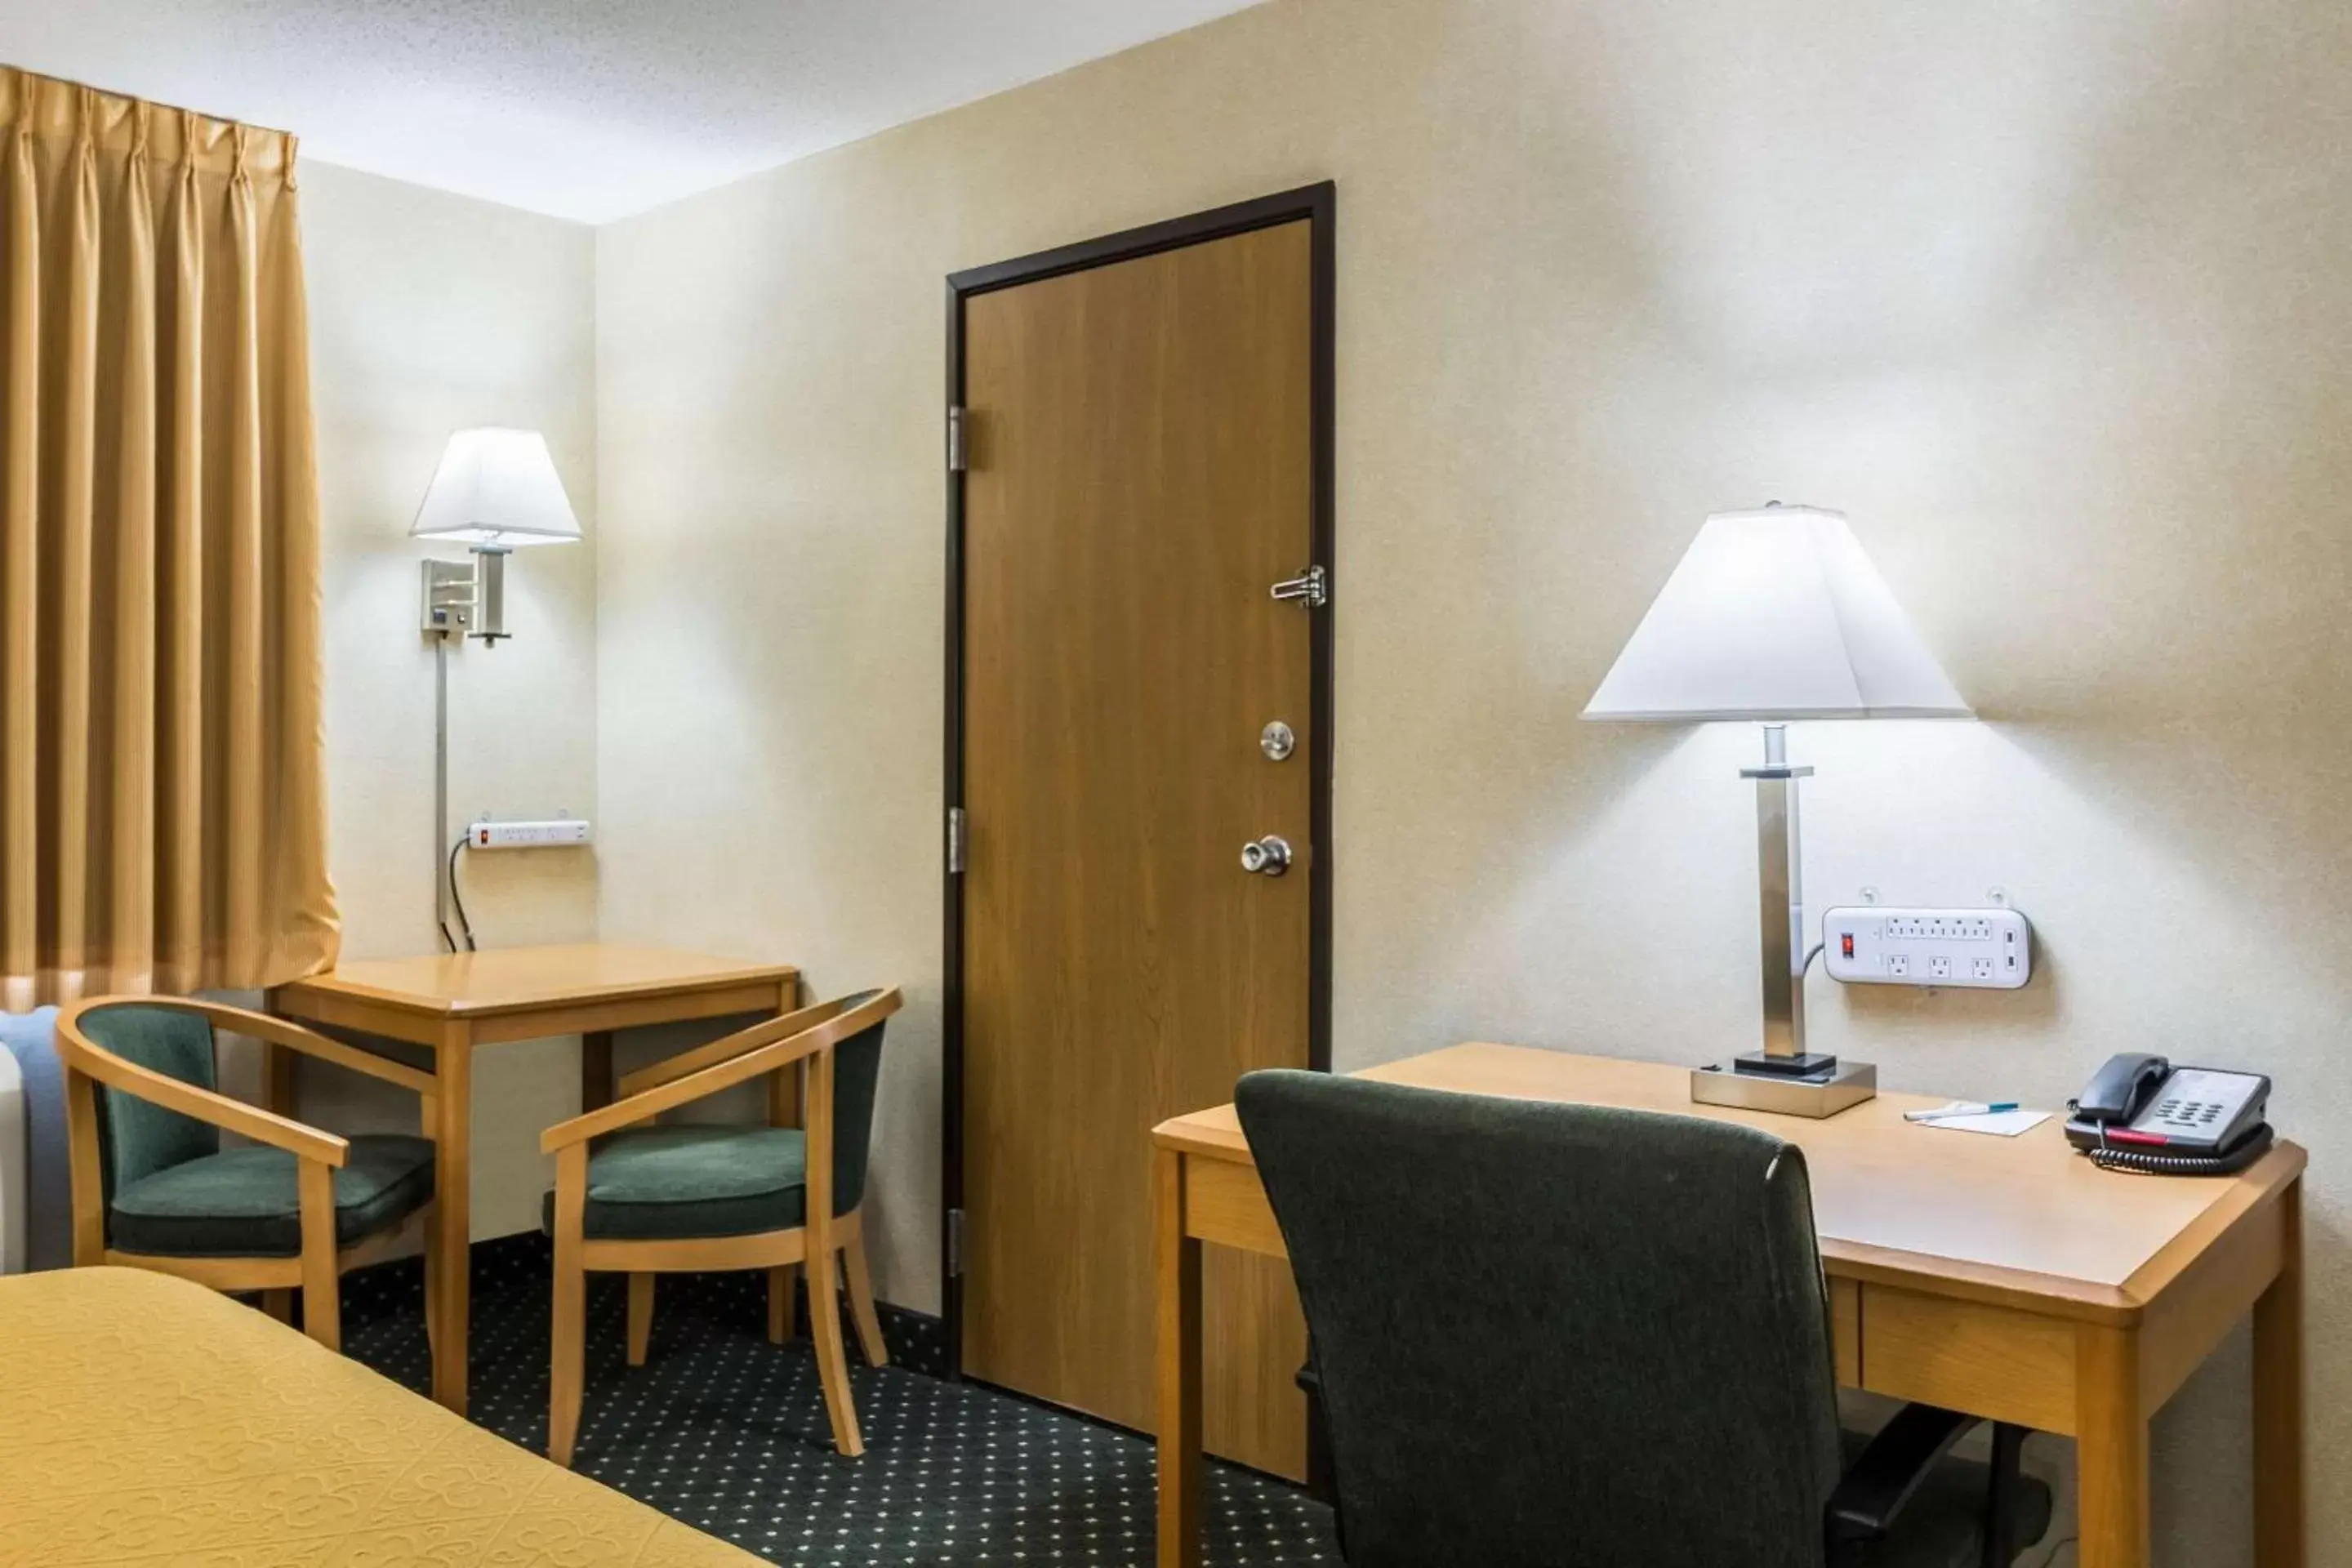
(1688, 723, 1879, 1120)
(1691, 1056, 1878, 1119)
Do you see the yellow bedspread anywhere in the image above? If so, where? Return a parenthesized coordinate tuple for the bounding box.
(0, 1267, 764, 1566)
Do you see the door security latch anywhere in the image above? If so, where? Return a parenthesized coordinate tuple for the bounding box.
(1269, 565, 1329, 608)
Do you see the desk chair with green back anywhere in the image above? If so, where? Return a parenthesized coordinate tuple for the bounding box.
(1236, 1070, 2051, 1568)
(539, 987, 902, 1465)
(56, 997, 440, 1354)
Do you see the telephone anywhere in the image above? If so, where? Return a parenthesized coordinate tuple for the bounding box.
(2065, 1054, 2274, 1175)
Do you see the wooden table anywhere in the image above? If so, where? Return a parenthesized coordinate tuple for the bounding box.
(1152, 1044, 2307, 1568)
(272, 943, 799, 1415)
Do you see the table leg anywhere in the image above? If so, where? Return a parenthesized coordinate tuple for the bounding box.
(582, 1029, 614, 1112)
(1156, 1146, 1203, 1568)
(2076, 1321, 2149, 1568)
(431, 1023, 473, 1415)
(259, 989, 295, 1116)
(2254, 1178, 2305, 1567)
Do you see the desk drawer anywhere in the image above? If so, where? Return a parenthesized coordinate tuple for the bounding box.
(1855, 1284, 2078, 1436)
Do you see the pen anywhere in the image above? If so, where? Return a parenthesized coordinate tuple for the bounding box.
(1904, 1101, 2020, 1123)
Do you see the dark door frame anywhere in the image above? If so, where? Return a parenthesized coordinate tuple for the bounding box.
(940, 182, 1337, 1378)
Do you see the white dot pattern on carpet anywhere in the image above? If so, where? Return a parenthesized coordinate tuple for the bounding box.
(341, 1239, 1336, 1566)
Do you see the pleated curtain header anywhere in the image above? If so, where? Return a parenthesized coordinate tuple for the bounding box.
(1, 67, 298, 186)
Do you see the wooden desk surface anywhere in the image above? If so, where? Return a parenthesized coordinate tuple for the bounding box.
(1153, 1042, 2305, 1325)
(276, 943, 798, 1020)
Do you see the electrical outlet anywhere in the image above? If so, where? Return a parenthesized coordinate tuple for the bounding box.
(468, 818, 591, 849)
(1823, 906, 2032, 991)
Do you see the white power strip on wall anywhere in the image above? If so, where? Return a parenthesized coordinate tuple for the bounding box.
(468, 818, 592, 849)
(1822, 906, 2032, 990)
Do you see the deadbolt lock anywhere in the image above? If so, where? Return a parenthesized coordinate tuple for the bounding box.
(1260, 720, 1296, 762)
(1240, 835, 1294, 876)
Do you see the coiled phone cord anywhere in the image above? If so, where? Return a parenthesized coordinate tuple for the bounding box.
(2083, 1120, 2274, 1176)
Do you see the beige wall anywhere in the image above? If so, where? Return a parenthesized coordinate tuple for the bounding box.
(592, 0, 2352, 1560)
(279, 161, 600, 1239)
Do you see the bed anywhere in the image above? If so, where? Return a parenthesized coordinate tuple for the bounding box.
(0, 1267, 764, 1566)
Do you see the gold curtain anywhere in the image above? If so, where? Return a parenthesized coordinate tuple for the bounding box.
(0, 66, 336, 1009)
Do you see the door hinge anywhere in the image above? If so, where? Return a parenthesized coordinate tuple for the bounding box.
(947, 406, 969, 473)
(947, 1207, 965, 1277)
(1270, 564, 1329, 608)
(947, 807, 967, 874)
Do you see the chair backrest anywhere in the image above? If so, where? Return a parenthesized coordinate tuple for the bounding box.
(74, 1004, 220, 1198)
(1236, 1069, 1844, 1568)
(824, 989, 891, 1217)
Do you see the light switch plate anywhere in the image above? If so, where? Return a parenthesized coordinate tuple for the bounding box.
(1823, 906, 2031, 990)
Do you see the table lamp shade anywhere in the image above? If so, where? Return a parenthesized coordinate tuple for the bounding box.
(1582, 505, 1970, 722)
(410, 428, 581, 547)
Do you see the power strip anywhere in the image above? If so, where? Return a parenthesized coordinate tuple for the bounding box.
(1822, 906, 2032, 990)
(468, 818, 591, 849)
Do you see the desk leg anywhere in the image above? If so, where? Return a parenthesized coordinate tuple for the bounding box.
(431, 1024, 474, 1416)
(2254, 1178, 2305, 1568)
(2076, 1323, 2149, 1568)
(1156, 1147, 1203, 1568)
(259, 988, 295, 1116)
(582, 1029, 614, 1112)
(259, 990, 297, 1333)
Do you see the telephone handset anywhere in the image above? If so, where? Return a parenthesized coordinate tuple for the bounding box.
(2065, 1054, 2274, 1175)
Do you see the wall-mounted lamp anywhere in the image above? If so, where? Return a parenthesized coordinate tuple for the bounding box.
(412, 427, 581, 948)
(1582, 502, 1971, 1117)
(412, 427, 582, 645)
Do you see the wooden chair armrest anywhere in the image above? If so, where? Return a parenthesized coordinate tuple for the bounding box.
(542, 987, 901, 1153)
(183, 998, 437, 1096)
(617, 993, 867, 1098)
(56, 1002, 350, 1167)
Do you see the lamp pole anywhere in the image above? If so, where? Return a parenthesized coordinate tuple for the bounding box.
(1740, 724, 1815, 1066)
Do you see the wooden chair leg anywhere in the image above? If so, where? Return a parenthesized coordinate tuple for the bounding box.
(843, 1233, 888, 1368)
(626, 1272, 654, 1366)
(768, 1263, 799, 1344)
(296, 1160, 341, 1354)
(421, 1207, 440, 1356)
(261, 1289, 295, 1325)
(549, 1146, 588, 1468)
(807, 1237, 863, 1456)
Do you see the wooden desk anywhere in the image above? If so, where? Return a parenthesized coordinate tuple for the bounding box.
(272, 943, 799, 1415)
(1152, 1044, 2306, 1568)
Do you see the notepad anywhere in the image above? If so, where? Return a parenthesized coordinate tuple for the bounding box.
(1918, 1108, 2050, 1138)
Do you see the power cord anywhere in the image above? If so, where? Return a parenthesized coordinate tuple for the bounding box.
(446, 833, 478, 952)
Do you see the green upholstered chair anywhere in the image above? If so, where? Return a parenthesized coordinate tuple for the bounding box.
(1236, 1069, 2052, 1568)
(57, 996, 439, 1353)
(540, 987, 902, 1466)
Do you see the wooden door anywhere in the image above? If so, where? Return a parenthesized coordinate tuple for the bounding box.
(957, 213, 1321, 1478)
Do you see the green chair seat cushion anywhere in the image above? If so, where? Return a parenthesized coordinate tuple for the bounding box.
(540, 1125, 829, 1241)
(109, 1134, 437, 1258)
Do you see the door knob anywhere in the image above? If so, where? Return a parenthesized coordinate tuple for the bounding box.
(1240, 835, 1293, 876)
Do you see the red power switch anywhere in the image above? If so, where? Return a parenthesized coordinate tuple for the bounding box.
(1839, 933, 1855, 959)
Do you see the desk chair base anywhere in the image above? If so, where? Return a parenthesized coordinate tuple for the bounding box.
(1693, 1058, 1877, 1119)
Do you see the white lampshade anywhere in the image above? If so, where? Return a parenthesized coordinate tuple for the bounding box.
(410, 428, 581, 547)
(1583, 505, 1970, 722)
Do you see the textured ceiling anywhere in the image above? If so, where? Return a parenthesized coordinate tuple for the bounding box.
(0, 0, 1262, 222)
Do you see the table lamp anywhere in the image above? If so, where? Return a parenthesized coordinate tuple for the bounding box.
(1583, 502, 1971, 1116)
